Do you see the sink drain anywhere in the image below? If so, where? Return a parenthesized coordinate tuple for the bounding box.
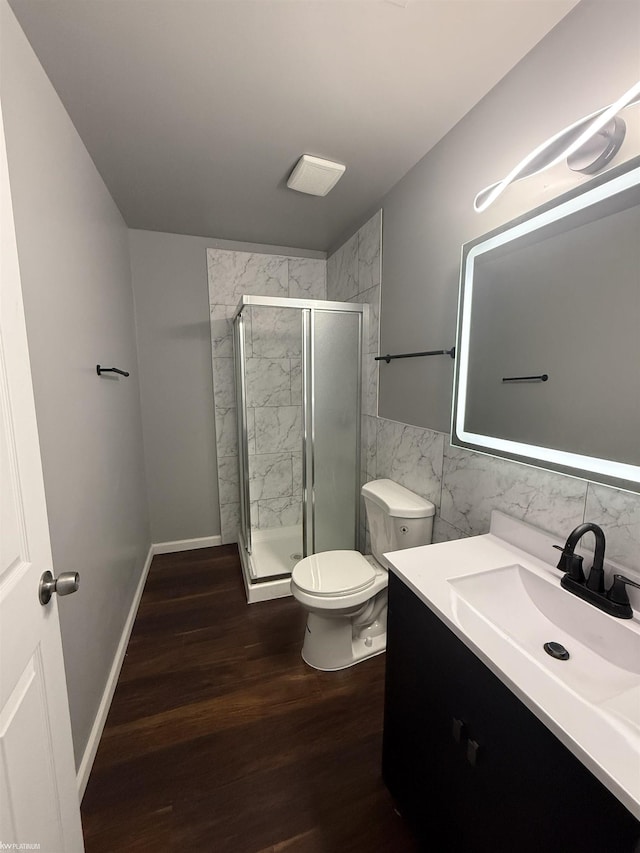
(290, 553, 302, 562)
(544, 641, 570, 661)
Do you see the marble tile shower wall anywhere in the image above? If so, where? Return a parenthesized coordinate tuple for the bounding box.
(326, 210, 383, 553)
(207, 249, 326, 545)
(327, 215, 640, 573)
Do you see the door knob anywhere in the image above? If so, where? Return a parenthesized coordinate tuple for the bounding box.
(39, 570, 80, 605)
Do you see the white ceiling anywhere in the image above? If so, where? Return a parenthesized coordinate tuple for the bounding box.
(8, 0, 579, 251)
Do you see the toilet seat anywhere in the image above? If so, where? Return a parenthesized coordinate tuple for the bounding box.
(292, 551, 376, 597)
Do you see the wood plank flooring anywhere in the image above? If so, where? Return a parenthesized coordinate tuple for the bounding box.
(81, 545, 418, 852)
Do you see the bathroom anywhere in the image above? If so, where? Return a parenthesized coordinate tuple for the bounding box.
(1, 0, 639, 850)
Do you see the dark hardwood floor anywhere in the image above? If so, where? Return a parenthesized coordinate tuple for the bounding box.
(81, 545, 418, 852)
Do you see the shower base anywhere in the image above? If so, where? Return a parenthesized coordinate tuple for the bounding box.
(238, 525, 303, 603)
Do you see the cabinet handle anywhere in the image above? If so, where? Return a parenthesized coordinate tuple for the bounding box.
(466, 739, 480, 767)
(452, 718, 467, 744)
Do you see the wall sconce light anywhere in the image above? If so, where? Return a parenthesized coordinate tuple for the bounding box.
(474, 80, 640, 212)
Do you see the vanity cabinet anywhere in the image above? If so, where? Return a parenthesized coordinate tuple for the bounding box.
(382, 572, 640, 852)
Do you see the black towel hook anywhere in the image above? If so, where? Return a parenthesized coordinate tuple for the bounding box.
(96, 365, 129, 377)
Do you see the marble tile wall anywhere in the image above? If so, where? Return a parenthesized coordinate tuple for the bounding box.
(371, 417, 640, 573)
(208, 249, 326, 544)
(327, 210, 383, 553)
(327, 212, 640, 574)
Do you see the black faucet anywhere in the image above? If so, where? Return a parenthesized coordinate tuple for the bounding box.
(554, 523, 637, 619)
(555, 522, 606, 590)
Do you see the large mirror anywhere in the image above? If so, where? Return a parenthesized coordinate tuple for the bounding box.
(452, 156, 640, 494)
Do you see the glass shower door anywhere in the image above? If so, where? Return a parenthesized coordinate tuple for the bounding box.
(236, 302, 305, 580)
(306, 309, 362, 554)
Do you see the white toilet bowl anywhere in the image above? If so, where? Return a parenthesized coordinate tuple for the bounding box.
(290, 480, 435, 671)
(291, 550, 389, 670)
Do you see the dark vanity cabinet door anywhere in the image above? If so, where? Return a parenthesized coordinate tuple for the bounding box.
(382, 572, 640, 853)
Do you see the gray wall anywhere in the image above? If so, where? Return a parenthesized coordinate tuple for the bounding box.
(129, 230, 220, 543)
(129, 229, 324, 544)
(1, 1, 150, 768)
(377, 0, 640, 433)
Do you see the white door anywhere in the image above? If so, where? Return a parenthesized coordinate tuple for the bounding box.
(0, 103, 84, 851)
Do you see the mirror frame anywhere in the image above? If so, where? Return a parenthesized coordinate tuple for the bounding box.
(451, 155, 640, 495)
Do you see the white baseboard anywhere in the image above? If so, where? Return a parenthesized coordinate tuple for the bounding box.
(76, 535, 222, 798)
(77, 544, 153, 801)
(152, 535, 222, 555)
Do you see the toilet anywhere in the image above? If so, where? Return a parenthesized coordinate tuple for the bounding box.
(290, 479, 435, 671)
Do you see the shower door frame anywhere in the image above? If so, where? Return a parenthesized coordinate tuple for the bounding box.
(233, 310, 252, 557)
(232, 295, 365, 579)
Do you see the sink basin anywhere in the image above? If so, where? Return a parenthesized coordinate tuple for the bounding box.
(448, 564, 640, 732)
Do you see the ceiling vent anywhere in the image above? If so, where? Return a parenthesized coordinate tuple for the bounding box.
(287, 155, 346, 197)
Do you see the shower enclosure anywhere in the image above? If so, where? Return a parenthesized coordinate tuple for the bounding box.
(232, 296, 365, 602)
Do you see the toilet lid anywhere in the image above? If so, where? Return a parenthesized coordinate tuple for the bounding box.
(292, 551, 376, 596)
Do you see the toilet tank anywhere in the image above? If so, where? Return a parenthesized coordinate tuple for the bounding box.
(362, 479, 435, 568)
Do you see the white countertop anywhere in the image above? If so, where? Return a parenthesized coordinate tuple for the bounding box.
(385, 512, 640, 820)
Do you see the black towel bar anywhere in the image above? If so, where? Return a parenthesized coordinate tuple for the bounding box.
(502, 373, 548, 383)
(375, 346, 455, 364)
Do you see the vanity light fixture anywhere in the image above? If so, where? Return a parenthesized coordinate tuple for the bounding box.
(474, 79, 640, 212)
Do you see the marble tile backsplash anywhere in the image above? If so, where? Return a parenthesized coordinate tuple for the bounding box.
(584, 483, 640, 573)
(208, 249, 326, 543)
(328, 210, 640, 573)
(376, 418, 444, 508)
(371, 416, 640, 573)
(440, 443, 587, 540)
